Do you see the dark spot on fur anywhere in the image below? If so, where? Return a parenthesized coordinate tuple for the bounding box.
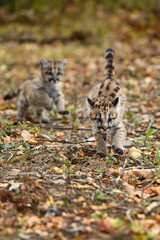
(109, 103, 112, 108)
(105, 64, 114, 70)
(106, 48, 114, 53)
(110, 92, 116, 98)
(103, 134, 106, 141)
(99, 91, 102, 95)
(100, 82, 104, 89)
(105, 53, 113, 59)
(114, 86, 120, 92)
(106, 84, 110, 90)
(108, 59, 113, 64)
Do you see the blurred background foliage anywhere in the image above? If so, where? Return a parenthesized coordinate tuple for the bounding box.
(0, 0, 159, 44)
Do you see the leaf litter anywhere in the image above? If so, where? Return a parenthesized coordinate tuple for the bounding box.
(0, 3, 160, 240)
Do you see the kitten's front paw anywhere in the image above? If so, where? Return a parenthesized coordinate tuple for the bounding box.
(14, 120, 25, 125)
(41, 117, 50, 123)
(59, 110, 69, 115)
(112, 146, 125, 155)
(96, 152, 106, 158)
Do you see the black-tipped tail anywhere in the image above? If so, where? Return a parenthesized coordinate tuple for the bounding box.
(104, 48, 115, 78)
(3, 89, 19, 100)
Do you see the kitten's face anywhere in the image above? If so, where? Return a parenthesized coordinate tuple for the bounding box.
(39, 58, 67, 83)
(86, 96, 120, 133)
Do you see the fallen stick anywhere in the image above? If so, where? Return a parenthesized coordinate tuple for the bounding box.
(40, 125, 91, 131)
(42, 138, 135, 147)
(146, 115, 154, 133)
(115, 158, 128, 183)
(141, 174, 160, 199)
(126, 209, 134, 222)
(1, 149, 13, 162)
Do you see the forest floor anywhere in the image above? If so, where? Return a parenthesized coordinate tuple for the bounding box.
(0, 5, 160, 240)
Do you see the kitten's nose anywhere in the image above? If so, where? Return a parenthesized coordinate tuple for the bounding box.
(98, 126, 107, 131)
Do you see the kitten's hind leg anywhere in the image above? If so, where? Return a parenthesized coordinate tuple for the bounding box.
(17, 99, 29, 122)
(111, 122, 126, 155)
(36, 107, 50, 123)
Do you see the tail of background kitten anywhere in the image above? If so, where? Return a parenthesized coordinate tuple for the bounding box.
(3, 88, 20, 100)
(104, 48, 115, 79)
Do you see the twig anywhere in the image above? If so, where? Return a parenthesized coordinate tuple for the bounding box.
(129, 156, 143, 165)
(124, 167, 160, 171)
(126, 209, 134, 222)
(115, 158, 128, 183)
(146, 115, 154, 133)
(42, 138, 135, 147)
(1, 149, 13, 162)
(145, 202, 160, 215)
(41, 139, 95, 144)
(141, 175, 160, 199)
(40, 125, 91, 131)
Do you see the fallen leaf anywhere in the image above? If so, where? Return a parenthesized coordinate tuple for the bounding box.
(21, 130, 32, 142)
(27, 139, 39, 145)
(123, 182, 150, 199)
(26, 215, 40, 228)
(128, 147, 141, 158)
(151, 186, 160, 195)
(55, 131, 64, 139)
(17, 150, 24, 155)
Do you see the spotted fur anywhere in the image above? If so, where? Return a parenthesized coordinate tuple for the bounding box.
(86, 48, 126, 156)
(4, 59, 69, 123)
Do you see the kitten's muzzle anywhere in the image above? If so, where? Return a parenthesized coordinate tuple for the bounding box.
(98, 126, 111, 132)
(48, 78, 59, 83)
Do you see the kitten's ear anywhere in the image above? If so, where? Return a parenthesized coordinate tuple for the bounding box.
(39, 58, 48, 69)
(112, 97, 120, 112)
(87, 98, 95, 108)
(61, 59, 67, 69)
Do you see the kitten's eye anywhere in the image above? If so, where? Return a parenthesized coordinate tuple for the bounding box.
(97, 117, 102, 122)
(57, 72, 61, 76)
(108, 117, 112, 122)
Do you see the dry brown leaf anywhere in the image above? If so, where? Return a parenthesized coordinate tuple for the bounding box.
(55, 131, 64, 139)
(151, 186, 160, 196)
(123, 182, 150, 199)
(21, 130, 32, 142)
(2, 136, 12, 144)
(26, 215, 40, 228)
(145, 202, 160, 214)
(27, 138, 39, 145)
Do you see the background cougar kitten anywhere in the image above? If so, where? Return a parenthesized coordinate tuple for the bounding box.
(86, 48, 126, 157)
(4, 58, 69, 123)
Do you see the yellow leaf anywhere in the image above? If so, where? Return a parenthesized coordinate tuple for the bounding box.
(92, 183, 100, 188)
(156, 179, 160, 184)
(46, 195, 54, 206)
(114, 169, 119, 173)
(52, 167, 63, 173)
(129, 147, 141, 158)
(144, 77, 152, 84)
(130, 151, 141, 158)
(73, 184, 91, 189)
(17, 151, 24, 155)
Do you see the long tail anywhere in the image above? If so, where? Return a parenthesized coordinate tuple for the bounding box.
(104, 48, 115, 79)
(3, 88, 19, 100)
